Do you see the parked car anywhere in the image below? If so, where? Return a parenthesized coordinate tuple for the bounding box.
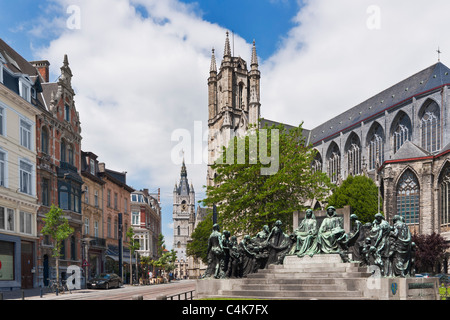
(87, 273, 122, 289)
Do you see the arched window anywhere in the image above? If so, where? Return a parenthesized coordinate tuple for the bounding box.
(396, 169, 420, 225)
(327, 143, 340, 183)
(368, 123, 384, 170)
(177, 225, 181, 236)
(440, 164, 450, 230)
(238, 83, 244, 109)
(311, 151, 322, 173)
(420, 100, 441, 152)
(345, 133, 361, 176)
(392, 112, 412, 153)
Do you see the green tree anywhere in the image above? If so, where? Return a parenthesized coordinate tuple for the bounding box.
(327, 175, 381, 223)
(41, 204, 74, 290)
(202, 124, 331, 235)
(157, 233, 165, 257)
(186, 211, 213, 264)
(140, 255, 151, 283)
(126, 227, 140, 284)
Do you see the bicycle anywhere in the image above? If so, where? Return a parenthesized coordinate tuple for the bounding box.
(46, 278, 70, 294)
(60, 279, 70, 293)
(46, 278, 58, 294)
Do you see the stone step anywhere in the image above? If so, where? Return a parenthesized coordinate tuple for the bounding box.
(247, 271, 372, 279)
(278, 262, 362, 269)
(232, 283, 348, 291)
(219, 289, 364, 299)
(241, 277, 343, 285)
(283, 254, 343, 264)
(258, 266, 364, 273)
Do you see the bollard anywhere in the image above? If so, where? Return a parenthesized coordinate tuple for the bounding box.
(40, 288, 43, 298)
(131, 295, 143, 300)
(0, 293, 3, 300)
(22, 290, 25, 300)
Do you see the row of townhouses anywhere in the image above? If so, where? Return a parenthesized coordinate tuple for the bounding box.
(0, 38, 161, 291)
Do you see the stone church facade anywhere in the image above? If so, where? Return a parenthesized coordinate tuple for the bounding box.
(306, 62, 450, 240)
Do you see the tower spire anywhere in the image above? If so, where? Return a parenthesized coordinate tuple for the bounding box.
(181, 157, 187, 177)
(224, 31, 231, 58)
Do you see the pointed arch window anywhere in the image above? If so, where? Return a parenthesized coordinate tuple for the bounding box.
(311, 152, 322, 173)
(392, 113, 412, 153)
(238, 83, 244, 109)
(346, 134, 362, 176)
(420, 100, 441, 152)
(396, 170, 420, 225)
(368, 124, 384, 170)
(327, 144, 340, 183)
(440, 165, 450, 228)
(347, 144, 361, 176)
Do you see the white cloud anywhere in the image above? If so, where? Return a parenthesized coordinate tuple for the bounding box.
(34, 0, 251, 249)
(261, 0, 450, 130)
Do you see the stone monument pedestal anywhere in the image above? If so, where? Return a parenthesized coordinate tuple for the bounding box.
(196, 254, 440, 300)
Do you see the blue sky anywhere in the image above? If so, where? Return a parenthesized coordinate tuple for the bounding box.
(176, 0, 302, 61)
(1, 0, 449, 251)
(0, 0, 301, 62)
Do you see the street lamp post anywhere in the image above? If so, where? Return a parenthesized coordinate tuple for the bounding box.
(118, 213, 123, 280)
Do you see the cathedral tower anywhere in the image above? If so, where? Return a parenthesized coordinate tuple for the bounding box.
(207, 33, 261, 187)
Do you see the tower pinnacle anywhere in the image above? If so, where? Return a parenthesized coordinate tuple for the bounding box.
(251, 40, 258, 69)
(224, 31, 231, 57)
(210, 48, 217, 73)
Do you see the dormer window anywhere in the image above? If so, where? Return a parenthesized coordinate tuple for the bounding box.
(0, 53, 5, 84)
(19, 79, 31, 102)
(90, 158, 95, 175)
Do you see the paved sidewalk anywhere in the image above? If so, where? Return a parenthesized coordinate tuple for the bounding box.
(0, 287, 48, 300)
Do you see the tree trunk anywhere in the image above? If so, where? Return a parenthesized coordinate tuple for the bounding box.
(56, 256, 60, 291)
(129, 253, 132, 284)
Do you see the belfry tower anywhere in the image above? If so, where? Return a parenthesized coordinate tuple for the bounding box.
(173, 159, 195, 261)
(207, 32, 261, 187)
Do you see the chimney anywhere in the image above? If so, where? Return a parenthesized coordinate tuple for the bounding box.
(30, 60, 50, 83)
(158, 188, 160, 202)
(98, 162, 105, 173)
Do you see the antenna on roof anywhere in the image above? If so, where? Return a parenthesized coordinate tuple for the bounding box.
(437, 47, 442, 62)
(232, 30, 234, 57)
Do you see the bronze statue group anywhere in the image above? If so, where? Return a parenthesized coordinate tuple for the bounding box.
(202, 206, 415, 279)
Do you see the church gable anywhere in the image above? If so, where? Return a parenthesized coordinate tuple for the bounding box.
(391, 140, 431, 161)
